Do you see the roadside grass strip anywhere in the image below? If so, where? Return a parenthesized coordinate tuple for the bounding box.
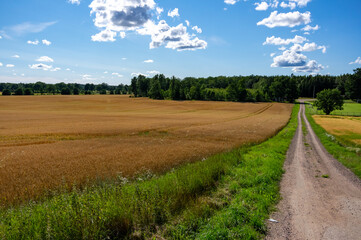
(306, 108, 361, 179)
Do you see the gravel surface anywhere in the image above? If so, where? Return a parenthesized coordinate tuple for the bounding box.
(266, 103, 361, 240)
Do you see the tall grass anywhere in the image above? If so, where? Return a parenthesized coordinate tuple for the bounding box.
(0, 104, 298, 239)
(305, 107, 361, 178)
(162, 104, 300, 239)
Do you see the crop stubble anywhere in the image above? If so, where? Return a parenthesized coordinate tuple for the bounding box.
(0, 95, 292, 204)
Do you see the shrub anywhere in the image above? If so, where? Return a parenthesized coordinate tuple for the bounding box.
(2, 89, 11, 96)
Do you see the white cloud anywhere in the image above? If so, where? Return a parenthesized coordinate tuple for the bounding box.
(0, 62, 3, 67)
(192, 26, 202, 33)
(122, 58, 127, 60)
(42, 39, 51, 46)
(119, 32, 126, 38)
(138, 21, 207, 51)
(82, 74, 94, 80)
(255, 2, 269, 11)
(7, 22, 56, 36)
(36, 56, 54, 62)
(131, 72, 148, 77)
(302, 24, 319, 32)
(350, 57, 361, 65)
(0, 36, 2, 39)
(290, 42, 326, 53)
(12, 55, 20, 58)
(293, 60, 324, 73)
(185, 20, 190, 27)
(91, 29, 117, 42)
(6, 64, 15, 68)
(29, 63, 53, 71)
(257, 11, 311, 28)
(144, 59, 154, 63)
(89, 0, 207, 51)
(263, 35, 307, 45)
(270, 53, 276, 57)
(290, 0, 312, 7)
(156, 7, 164, 19)
(50, 67, 61, 72)
(66, 68, 71, 71)
(27, 40, 39, 45)
(224, 0, 239, 5)
(271, 50, 307, 67)
(280, 1, 296, 10)
(68, 0, 80, 5)
(147, 70, 160, 75)
(112, 72, 123, 77)
(168, 8, 180, 18)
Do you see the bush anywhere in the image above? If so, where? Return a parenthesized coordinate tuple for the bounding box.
(73, 88, 80, 95)
(24, 88, 34, 95)
(2, 89, 11, 96)
(99, 89, 107, 95)
(14, 88, 24, 95)
(61, 88, 72, 95)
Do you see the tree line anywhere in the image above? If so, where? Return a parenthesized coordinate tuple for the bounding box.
(131, 68, 361, 103)
(1, 68, 360, 102)
(0, 82, 130, 96)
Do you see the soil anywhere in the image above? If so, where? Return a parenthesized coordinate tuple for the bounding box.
(266, 103, 361, 240)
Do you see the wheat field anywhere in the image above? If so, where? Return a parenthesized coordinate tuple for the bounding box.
(0, 95, 293, 205)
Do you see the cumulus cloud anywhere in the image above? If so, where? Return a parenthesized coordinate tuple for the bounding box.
(257, 11, 311, 28)
(68, 0, 80, 5)
(42, 39, 51, 46)
(302, 24, 319, 32)
(36, 56, 54, 62)
(350, 57, 361, 65)
(29, 63, 53, 70)
(224, 0, 239, 5)
(290, 0, 312, 7)
(12, 55, 20, 58)
(138, 20, 207, 51)
(0, 62, 2, 67)
(271, 50, 307, 67)
(91, 29, 117, 42)
(255, 2, 269, 11)
(27, 40, 39, 45)
(0, 36, 2, 39)
(280, 1, 296, 10)
(6, 64, 15, 68)
(290, 42, 326, 53)
(263, 35, 307, 45)
(144, 59, 154, 63)
(89, 0, 206, 51)
(147, 70, 160, 75)
(168, 8, 180, 18)
(293, 60, 324, 73)
(192, 26, 202, 33)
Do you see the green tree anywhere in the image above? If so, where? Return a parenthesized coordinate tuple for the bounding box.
(24, 88, 34, 95)
(73, 88, 80, 95)
(148, 78, 163, 99)
(61, 88, 72, 95)
(2, 89, 11, 96)
(14, 88, 24, 95)
(314, 89, 344, 115)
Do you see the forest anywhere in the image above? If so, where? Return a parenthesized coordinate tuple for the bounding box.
(1, 68, 360, 103)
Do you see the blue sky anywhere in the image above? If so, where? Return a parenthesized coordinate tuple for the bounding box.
(0, 0, 360, 85)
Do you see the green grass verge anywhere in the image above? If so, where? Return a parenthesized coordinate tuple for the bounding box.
(159, 104, 300, 239)
(305, 107, 361, 179)
(0, 105, 298, 240)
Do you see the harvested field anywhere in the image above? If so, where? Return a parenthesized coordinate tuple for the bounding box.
(313, 115, 361, 146)
(0, 95, 293, 205)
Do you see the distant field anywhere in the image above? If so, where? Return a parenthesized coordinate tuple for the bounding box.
(308, 102, 361, 116)
(0, 95, 292, 205)
(313, 115, 361, 147)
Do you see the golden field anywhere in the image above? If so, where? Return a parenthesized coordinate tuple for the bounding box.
(0, 95, 293, 205)
(313, 115, 361, 146)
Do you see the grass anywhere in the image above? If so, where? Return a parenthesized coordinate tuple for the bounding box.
(0, 95, 293, 205)
(306, 106, 361, 179)
(0, 104, 299, 239)
(322, 175, 330, 178)
(307, 102, 361, 116)
(157, 104, 300, 239)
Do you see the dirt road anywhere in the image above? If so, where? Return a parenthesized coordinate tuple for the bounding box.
(267, 103, 361, 240)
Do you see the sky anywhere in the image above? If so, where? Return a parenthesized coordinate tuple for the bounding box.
(0, 0, 360, 85)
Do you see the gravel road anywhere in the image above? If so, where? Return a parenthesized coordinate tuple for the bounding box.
(266, 103, 361, 240)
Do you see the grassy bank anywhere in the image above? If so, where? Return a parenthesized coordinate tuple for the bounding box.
(0, 105, 298, 239)
(305, 107, 361, 179)
(158, 104, 299, 239)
